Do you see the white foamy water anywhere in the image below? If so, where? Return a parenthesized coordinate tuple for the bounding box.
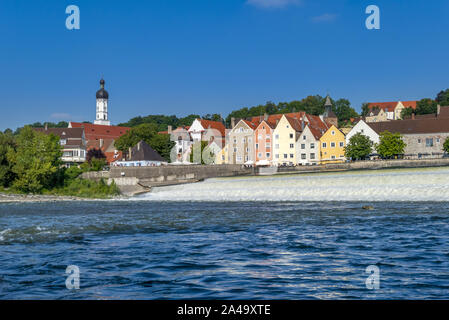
(133, 167, 449, 202)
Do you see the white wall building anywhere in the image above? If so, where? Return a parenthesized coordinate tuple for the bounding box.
(345, 120, 380, 146)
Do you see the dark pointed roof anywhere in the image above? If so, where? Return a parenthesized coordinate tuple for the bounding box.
(96, 79, 109, 99)
(129, 140, 166, 162)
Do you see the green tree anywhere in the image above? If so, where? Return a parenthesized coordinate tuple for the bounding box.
(7, 126, 63, 193)
(114, 123, 174, 162)
(334, 99, 359, 125)
(189, 141, 215, 164)
(361, 103, 370, 117)
(345, 133, 373, 161)
(0, 131, 16, 187)
(436, 89, 449, 106)
(443, 137, 449, 154)
(376, 131, 406, 159)
(416, 98, 437, 115)
(401, 107, 414, 119)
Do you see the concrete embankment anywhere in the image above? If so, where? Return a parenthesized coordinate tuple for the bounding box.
(82, 164, 254, 196)
(275, 158, 449, 174)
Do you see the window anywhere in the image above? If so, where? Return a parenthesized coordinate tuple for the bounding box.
(275, 154, 279, 159)
(60, 139, 67, 145)
(418, 139, 421, 144)
(256, 143, 259, 149)
(246, 147, 249, 152)
(301, 154, 306, 160)
(426, 138, 434, 147)
(289, 133, 294, 139)
(331, 155, 336, 159)
(258, 135, 262, 140)
(266, 152, 270, 157)
(248, 138, 252, 143)
(243, 138, 246, 143)
(437, 138, 440, 143)
(233, 138, 237, 143)
(310, 143, 315, 149)
(303, 135, 307, 140)
(340, 142, 344, 147)
(237, 156, 242, 161)
(310, 153, 315, 160)
(301, 144, 305, 149)
(275, 134, 279, 139)
(322, 142, 327, 148)
(284, 154, 288, 159)
(245, 156, 248, 161)
(275, 144, 279, 149)
(258, 153, 262, 157)
(290, 144, 294, 148)
(331, 131, 335, 135)
(331, 142, 336, 148)
(234, 148, 237, 152)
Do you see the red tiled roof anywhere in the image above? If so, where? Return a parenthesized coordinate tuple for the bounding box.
(367, 101, 418, 112)
(105, 151, 123, 163)
(198, 120, 226, 137)
(69, 122, 130, 141)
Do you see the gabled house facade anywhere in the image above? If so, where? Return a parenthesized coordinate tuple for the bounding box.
(319, 125, 346, 164)
(228, 120, 257, 164)
(345, 120, 380, 147)
(273, 115, 302, 166)
(254, 119, 275, 165)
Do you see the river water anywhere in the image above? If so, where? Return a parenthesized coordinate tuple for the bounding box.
(1, 168, 449, 299)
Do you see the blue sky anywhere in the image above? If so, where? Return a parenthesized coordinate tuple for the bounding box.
(1, 0, 449, 130)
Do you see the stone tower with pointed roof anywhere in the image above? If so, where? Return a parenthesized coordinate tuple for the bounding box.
(322, 95, 338, 127)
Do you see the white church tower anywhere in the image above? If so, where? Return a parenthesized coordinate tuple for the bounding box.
(94, 79, 111, 126)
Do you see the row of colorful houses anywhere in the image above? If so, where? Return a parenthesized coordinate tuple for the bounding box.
(169, 96, 347, 166)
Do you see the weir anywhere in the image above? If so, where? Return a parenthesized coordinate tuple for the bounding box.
(135, 167, 449, 202)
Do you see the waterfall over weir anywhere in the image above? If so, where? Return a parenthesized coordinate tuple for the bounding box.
(133, 167, 449, 202)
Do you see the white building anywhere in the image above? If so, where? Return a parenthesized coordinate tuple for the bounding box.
(345, 120, 380, 146)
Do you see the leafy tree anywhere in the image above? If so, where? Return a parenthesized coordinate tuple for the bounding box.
(416, 98, 437, 115)
(401, 107, 414, 119)
(202, 114, 222, 122)
(189, 141, 215, 164)
(443, 137, 449, 154)
(0, 131, 16, 187)
(361, 103, 370, 117)
(114, 123, 174, 161)
(376, 131, 406, 159)
(7, 126, 63, 193)
(86, 148, 106, 163)
(334, 99, 359, 125)
(436, 89, 449, 106)
(345, 133, 373, 160)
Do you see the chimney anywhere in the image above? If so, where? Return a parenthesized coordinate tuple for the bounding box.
(437, 104, 441, 117)
(231, 117, 236, 129)
(264, 113, 268, 121)
(100, 139, 104, 149)
(168, 125, 173, 134)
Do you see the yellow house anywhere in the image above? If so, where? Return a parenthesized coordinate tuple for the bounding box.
(319, 125, 346, 164)
(215, 144, 228, 164)
(273, 115, 302, 165)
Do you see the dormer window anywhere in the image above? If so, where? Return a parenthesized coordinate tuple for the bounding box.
(60, 139, 67, 146)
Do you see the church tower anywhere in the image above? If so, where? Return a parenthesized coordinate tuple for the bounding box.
(94, 79, 111, 126)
